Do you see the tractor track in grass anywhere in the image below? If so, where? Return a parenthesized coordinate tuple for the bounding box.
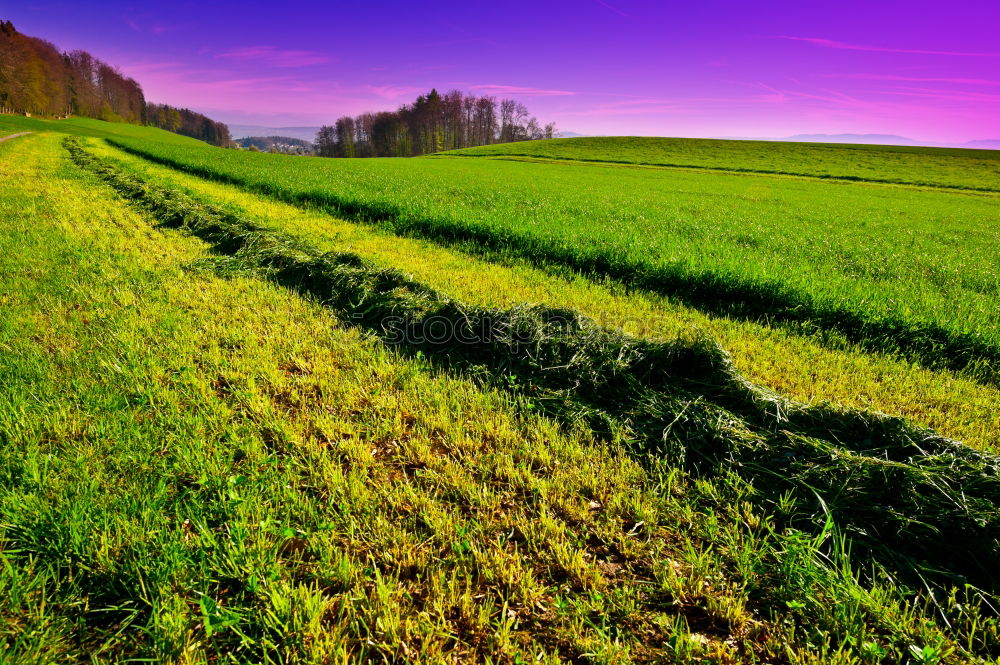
(0, 131, 31, 143)
(106, 138, 1000, 387)
(432, 152, 1000, 194)
(67, 136, 1000, 602)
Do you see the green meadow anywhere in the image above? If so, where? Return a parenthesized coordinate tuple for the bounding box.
(3, 122, 1000, 663)
(445, 135, 1000, 191)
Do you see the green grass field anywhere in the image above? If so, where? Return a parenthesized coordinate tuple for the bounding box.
(108, 137, 1000, 386)
(3, 120, 1000, 663)
(445, 136, 1000, 191)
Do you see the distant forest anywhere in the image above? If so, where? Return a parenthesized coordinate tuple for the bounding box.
(0, 20, 231, 146)
(146, 103, 231, 147)
(315, 89, 556, 158)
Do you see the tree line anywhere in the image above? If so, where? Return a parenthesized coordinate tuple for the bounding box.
(146, 103, 232, 147)
(0, 20, 143, 122)
(315, 89, 556, 158)
(0, 20, 231, 146)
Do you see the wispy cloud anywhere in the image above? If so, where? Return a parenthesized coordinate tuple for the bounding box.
(746, 82, 909, 113)
(117, 61, 186, 75)
(778, 36, 1000, 57)
(366, 85, 425, 99)
(557, 81, 979, 122)
(216, 46, 332, 68)
(468, 84, 575, 96)
(593, 0, 629, 18)
(882, 87, 1000, 104)
(124, 15, 179, 35)
(559, 96, 755, 117)
(827, 73, 1000, 86)
(118, 60, 302, 96)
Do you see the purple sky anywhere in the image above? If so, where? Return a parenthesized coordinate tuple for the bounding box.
(6, 1, 1000, 141)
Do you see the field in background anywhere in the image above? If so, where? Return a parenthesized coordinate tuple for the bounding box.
(3, 120, 1000, 663)
(108, 136, 1000, 387)
(87, 138, 1000, 449)
(446, 135, 1000, 191)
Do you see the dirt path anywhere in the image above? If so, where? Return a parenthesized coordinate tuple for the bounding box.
(0, 131, 31, 143)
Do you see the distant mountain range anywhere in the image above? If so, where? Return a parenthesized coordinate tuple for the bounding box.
(229, 125, 321, 142)
(964, 139, 1000, 150)
(716, 133, 1000, 150)
(781, 134, 930, 146)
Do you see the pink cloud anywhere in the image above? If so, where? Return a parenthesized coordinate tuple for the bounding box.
(827, 73, 1000, 86)
(118, 61, 305, 107)
(366, 85, 426, 99)
(557, 84, 963, 123)
(881, 87, 1000, 104)
(123, 16, 180, 35)
(559, 96, 757, 117)
(117, 61, 189, 76)
(747, 83, 896, 112)
(468, 84, 575, 96)
(778, 36, 1000, 57)
(216, 46, 332, 68)
(117, 61, 436, 123)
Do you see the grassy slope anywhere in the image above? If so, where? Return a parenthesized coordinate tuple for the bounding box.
(444, 136, 1000, 191)
(106, 138, 1000, 384)
(89, 139, 1000, 449)
(5, 127, 992, 664)
(0, 114, 207, 145)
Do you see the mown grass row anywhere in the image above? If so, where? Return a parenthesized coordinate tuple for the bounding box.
(68, 138, 1000, 613)
(106, 138, 1000, 385)
(444, 136, 1000, 192)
